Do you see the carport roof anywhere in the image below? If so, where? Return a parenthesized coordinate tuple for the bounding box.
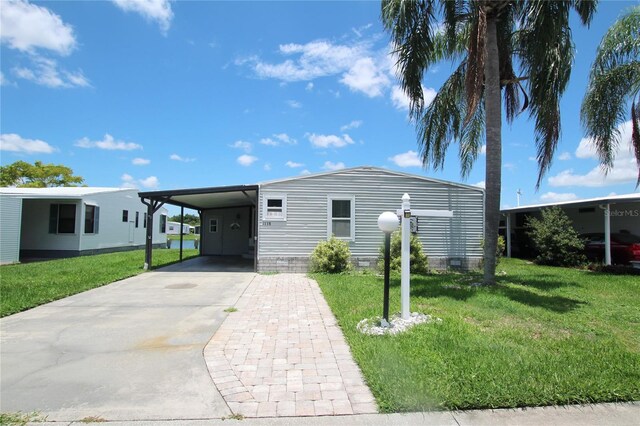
(138, 184, 258, 210)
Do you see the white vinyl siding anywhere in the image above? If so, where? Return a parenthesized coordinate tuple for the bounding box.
(328, 195, 355, 240)
(263, 194, 287, 221)
(0, 195, 22, 264)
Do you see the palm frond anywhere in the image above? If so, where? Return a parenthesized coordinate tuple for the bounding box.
(459, 99, 486, 178)
(632, 98, 640, 186)
(581, 62, 640, 169)
(592, 5, 639, 73)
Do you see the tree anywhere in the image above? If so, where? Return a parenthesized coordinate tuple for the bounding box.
(0, 160, 84, 188)
(581, 6, 640, 186)
(381, 0, 595, 284)
(168, 213, 200, 226)
(526, 207, 586, 267)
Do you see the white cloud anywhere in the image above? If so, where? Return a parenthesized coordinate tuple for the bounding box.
(112, 0, 173, 34)
(549, 120, 638, 187)
(286, 99, 302, 108)
(474, 181, 486, 188)
(170, 154, 195, 162)
(480, 144, 487, 155)
(540, 192, 578, 202)
(75, 134, 142, 151)
(0, 133, 55, 154)
(12, 56, 89, 88)
(0, 0, 76, 55)
(264, 163, 271, 171)
(286, 161, 304, 168)
(237, 154, 258, 166)
(308, 133, 354, 149)
(388, 150, 422, 168)
(300, 169, 311, 175)
(0, 72, 10, 86)
(260, 133, 297, 147)
(504, 162, 516, 171)
(230, 140, 252, 152)
(340, 120, 362, 132)
(391, 85, 436, 111)
(305, 82, 314, 91)
(132, 157, 150, 165)
(558, 151, 572, 161)
(340, 57, 390, 97)
(121, 173, 159, 189)
(528, 156, 537, 161)
(322, 161, 346, 171)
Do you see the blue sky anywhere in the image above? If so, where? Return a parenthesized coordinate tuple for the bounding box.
(1, 0, 639, 216)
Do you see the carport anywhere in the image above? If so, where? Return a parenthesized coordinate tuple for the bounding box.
(139, 185, 259, 270)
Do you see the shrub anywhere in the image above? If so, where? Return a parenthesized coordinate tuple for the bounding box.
(526, 207, 586, 267)
(310, 236, 351, 273)
(379, 231, 429, 275)
(481, 235, 506, 265)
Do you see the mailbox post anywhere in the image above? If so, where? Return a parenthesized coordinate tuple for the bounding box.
(377, 212, 399, 326)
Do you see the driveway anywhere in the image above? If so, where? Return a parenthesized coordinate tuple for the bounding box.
(0, 257, 256, 421)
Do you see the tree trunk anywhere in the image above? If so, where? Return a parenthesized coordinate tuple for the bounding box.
(483, 15, 502, 285)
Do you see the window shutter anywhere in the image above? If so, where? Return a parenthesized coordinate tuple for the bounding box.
(94, 206, 100, 234)
(49, 204, 58, 234)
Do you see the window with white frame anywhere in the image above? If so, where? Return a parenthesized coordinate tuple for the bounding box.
(263, 194, 287, 221)
(328, 196, 355, 240)
(209, 218, 218, 233)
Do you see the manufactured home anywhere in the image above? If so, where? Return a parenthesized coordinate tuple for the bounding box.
(0, 187, 168, 264)
(166, 221, 191, 235)
(139, 167, 485, 272)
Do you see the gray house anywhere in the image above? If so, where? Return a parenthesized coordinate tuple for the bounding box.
(139, 167, 485, 272)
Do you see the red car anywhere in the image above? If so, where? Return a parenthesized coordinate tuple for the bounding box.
(582, 233, 640, 264)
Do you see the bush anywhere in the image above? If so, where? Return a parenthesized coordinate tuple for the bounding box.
(379, 231, 429, 275)
(481, 235, 506, 264)
(310, 236, 352, 273)
(526, 207, 586, 267)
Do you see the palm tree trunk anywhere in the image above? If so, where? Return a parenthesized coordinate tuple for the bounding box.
(483, 15, 502, 285)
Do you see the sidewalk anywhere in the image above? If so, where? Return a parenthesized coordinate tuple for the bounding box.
(26, 402, 640, 425)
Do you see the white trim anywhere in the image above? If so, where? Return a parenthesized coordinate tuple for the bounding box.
(262, 193, 287, 221)
(327, 195, 355, 241)
(209, 218, 219, 233)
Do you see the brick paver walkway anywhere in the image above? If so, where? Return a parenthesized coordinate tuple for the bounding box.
(204, 274, 377, 418)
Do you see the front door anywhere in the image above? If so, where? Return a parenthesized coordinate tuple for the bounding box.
(203, 215, 223, 255)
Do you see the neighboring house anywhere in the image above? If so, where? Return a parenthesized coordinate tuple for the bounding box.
(166, 221, 191, 235)
(139, 166, 485, 272)
(500, 193, 640, 262)
(0, 187, 168, 264)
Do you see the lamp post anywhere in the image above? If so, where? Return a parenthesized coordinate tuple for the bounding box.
(378, 211, 399, 327)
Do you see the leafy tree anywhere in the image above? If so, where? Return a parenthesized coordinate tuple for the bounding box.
(526, 207, 586, 267)
(581, 5, 640, 186)
(0, 160, 84, 188)
(168, 213, 200, 226)
(381, 0, 595, 284)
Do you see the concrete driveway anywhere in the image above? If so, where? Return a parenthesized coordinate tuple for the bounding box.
(0, 257, 256, 421)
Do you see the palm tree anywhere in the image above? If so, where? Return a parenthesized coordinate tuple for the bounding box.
(381, 0, 596, 285)
(581, 6, 640, 186)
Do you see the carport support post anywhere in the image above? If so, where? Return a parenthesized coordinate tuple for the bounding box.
(179, 206, 184, 262)
(144, 204, 154, 270)
(506, 213, 512, 258)
(604, 203, 611, 265)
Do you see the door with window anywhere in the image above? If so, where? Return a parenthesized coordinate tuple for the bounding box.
(202, 214, 223, 255)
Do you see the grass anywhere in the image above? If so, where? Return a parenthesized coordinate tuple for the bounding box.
(224, 307, 238, 313)
(0, 412, 46, 425)
(0, 249, 198, 317)
(167, 233, 199, 241)
(313, 258, 640, 412)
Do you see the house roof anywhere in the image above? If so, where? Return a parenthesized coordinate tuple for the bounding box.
(0, 187, 135, 198)
(138, 185, 259, 210)
(260, 166, 485, 192)
(501, 193, 640, 213)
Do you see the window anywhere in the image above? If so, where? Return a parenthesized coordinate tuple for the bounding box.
(49, 203, 76, 234)
(143, 213, 147, 228)
(84, 204, 100, 234)
(159, 214, 167, 233)
(263, 194, 287, 221)
(328, 196, 355, 240)
(135, 211, 139, 228)
(122, 210, 129, 222)
(209, 219, 218, 233)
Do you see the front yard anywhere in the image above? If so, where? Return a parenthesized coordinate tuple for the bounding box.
(314, 258, 640, 412)
(0, 249, 198, 317)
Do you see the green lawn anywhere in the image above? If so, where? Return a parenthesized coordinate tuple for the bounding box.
(0, 249, 198, 317)
(167, 233, 199, 240)
(313, 258, 640, 412)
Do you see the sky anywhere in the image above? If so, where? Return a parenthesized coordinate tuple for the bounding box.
(1, 0, 639, 216)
